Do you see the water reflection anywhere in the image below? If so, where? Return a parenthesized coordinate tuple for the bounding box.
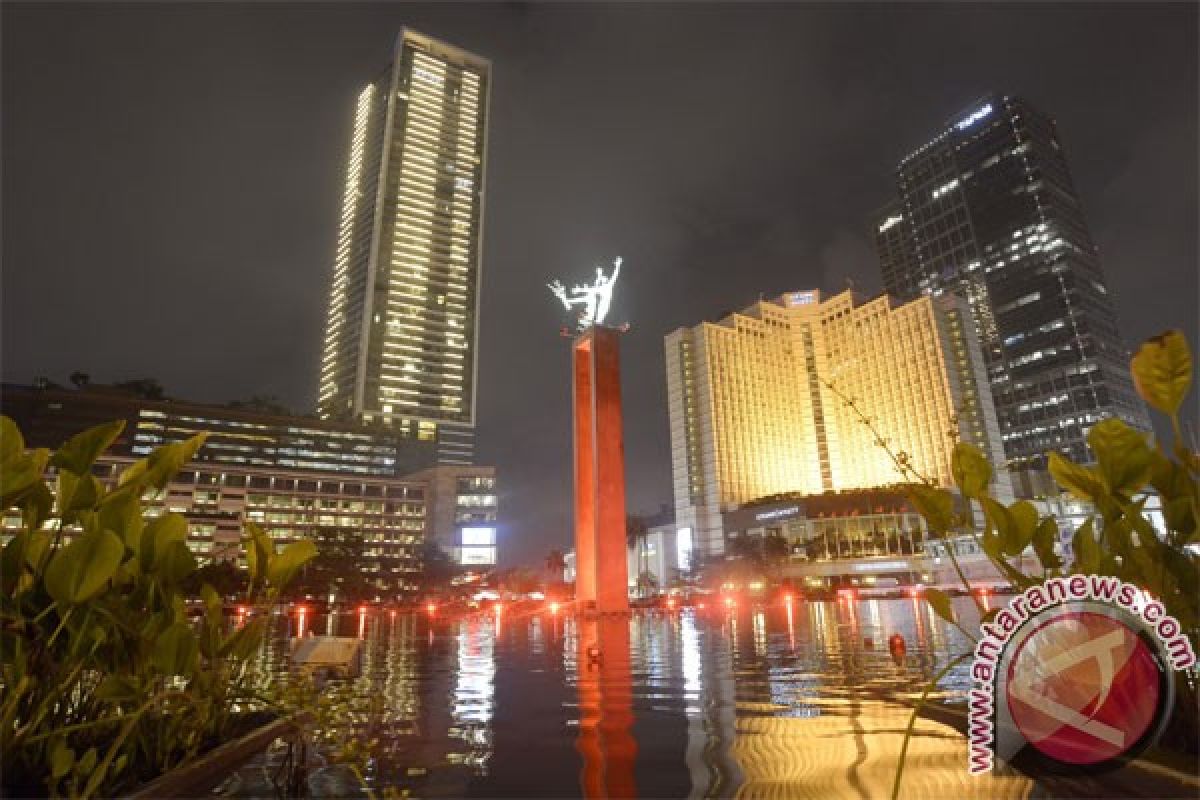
(224, 597, 1031, 798)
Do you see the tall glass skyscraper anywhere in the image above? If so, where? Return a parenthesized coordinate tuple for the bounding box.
(872, 93, 1150, 485)
(319, 30, 489, 465)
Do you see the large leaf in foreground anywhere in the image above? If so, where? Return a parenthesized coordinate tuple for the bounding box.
(45, 528, 124, 605)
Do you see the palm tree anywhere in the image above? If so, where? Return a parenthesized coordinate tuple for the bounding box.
(545, 548, 567, 581)
(626, 515, 650, 591)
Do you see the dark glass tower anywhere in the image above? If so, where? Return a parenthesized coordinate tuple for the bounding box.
(872, 94, 1150, 479)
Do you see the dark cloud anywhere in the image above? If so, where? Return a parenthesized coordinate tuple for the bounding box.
(3, 3, 1196, 567)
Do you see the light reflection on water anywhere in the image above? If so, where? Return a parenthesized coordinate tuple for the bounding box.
(235, 597, 1031, 799)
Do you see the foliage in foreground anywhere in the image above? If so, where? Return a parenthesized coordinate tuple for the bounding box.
(0, 418, 317, 798)
(887, 330, 1198, 796)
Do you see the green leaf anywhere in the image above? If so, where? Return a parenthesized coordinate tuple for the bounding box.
(0, 532, 28, 593)
(1131, 330, 1192, 417)
(1087, 418, 1153, 495)
(156, 540, 197, 585)
(245, 521, 273, 587)
(905, 485, 955, 533)
(1032, 518, 1063, 570)
(44, 528, 124, 605)
(95, 674, 139, 703)
(267, 539, 318, 590)
(18, 481, 55, 533)
(1071, 518, 1100, 575)
(153, 621, 199, 675)
(50, 739, 75, 780)
(923, 587, 957, 624)
(119, 433, 207, 491)
(141, 512, 189, 573)
(56, 470, 104, 521)
(220, 615, 267, 660)
(48, 420, 125, 476)
(77, 747, 97, 777)
(0, 530, 51, 595)
(981, 497, 1015, 552)
(1007, 500, 1039, 556)
(1048, 452, 1105, 502)
(951, 442, 992, 498)
(23, 530, 52, 573)
(98, 486, 144, 555)
(1, 447, 50, 510)
(1, 416, 25, 466)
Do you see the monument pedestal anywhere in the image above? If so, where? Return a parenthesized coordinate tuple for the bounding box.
(573, 325, 629, 615)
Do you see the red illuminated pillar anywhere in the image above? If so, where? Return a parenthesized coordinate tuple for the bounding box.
(573, 326, 630, 615)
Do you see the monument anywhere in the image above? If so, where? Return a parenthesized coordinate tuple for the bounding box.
(549, 258, 630, 614)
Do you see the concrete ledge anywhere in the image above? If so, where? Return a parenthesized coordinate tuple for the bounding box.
(125, 714, 304, 799)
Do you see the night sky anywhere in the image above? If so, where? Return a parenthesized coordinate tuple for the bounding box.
(3, 3, 1196, 567)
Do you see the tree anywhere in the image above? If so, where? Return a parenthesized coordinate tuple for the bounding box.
(544, 548, 567, 580)
(227, 395, 293, 416)
(496, 567, 541, 595)
(627, 514, 650, 580)
(182, 560, 245, 598)
(113, 378, 165, 400)
(419, 536, 459, 594)
(292, 528, 373, 602)
(626, 514, 648, 548)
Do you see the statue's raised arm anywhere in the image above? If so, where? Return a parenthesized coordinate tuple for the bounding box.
(607, 257, 622, 287)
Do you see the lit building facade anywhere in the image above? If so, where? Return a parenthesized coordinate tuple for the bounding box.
(2, 383, 437, 477)
(873, 94, 1151, 480)
(319, 30, 490, 466)
(1, 382, 489, 592)
(406, 465, 498, 566)
(664, 289, 1010, 559)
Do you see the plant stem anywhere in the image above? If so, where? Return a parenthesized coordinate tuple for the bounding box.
(891, 651, 972, 800)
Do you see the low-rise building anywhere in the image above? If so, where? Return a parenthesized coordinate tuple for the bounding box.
(1, 383, 498, 591)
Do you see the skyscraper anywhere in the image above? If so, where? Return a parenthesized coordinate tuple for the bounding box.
(319, 30, 490, 466)
(873, 94, 1150, 484)
(665, 289, 1009, 558)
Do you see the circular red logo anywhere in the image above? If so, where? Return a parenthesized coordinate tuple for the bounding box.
(1006, 611, 1161, 765)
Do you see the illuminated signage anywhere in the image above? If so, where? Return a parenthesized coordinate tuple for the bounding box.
(851, 560, 909, 572)
(754, 505, 800, 522)
(676, 526, 693, 572)
(955, 104, 993, 130)
(785, 292, 816, 307)
(458, 546, 496, 566)
(461, 526, 496, 547)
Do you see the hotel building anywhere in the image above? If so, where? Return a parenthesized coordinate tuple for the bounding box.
(318, 30, 491, 466)
(873, 94, 1150, 483)
(664, 289, 1010, 559)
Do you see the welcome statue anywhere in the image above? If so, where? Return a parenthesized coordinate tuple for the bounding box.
(547, 255, 629, 616)
(547, 257, 622, 331)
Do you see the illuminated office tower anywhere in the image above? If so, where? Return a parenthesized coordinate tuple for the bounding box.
(873, 94, 1150, 483)
(664, 289, 1010, 558)
(319, 30, 490, 465)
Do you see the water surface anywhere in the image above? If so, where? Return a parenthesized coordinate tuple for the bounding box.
(224, 596, 1034, 799)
